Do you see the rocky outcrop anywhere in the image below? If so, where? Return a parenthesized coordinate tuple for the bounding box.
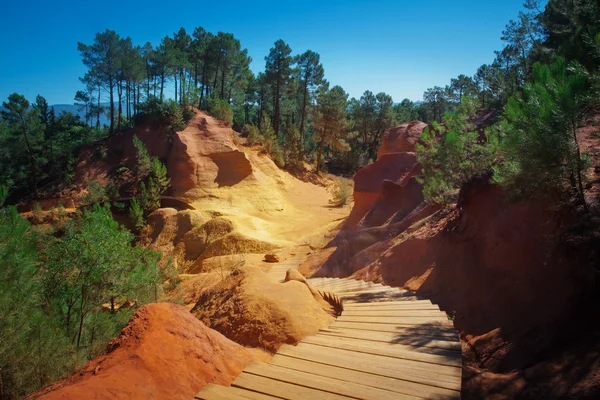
(347, 152, 419, 228)
(168, 114, 254, 198)
(377, 121, 429, 158)
(37, 303, 254, 400)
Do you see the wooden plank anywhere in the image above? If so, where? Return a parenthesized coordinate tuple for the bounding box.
(269, 354, 460, 400)
(278, 344, 461, 391)
(319, 328, 461, 351)
(331, 320, 456, 333)
(245, 362, 420, 400)
(342, 309, 445, 317)
(311, 279, 382, 288)
(340, 293, 415, 303)
(303, 335, 462, 367)
(232, 372, 353, 400)
(343, 303, 438, 311)
(196, 384, 268, 400)
(337, 315, 448, 324)
(288, 343, 462, 380)
(342, 298, 426, 306)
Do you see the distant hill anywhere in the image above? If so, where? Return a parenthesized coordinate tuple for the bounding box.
(0, 103, 111, 128)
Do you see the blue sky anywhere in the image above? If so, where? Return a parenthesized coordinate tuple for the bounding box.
(0, 0, 531, 105)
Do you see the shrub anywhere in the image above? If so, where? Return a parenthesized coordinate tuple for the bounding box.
(270, 144, 285, 168)
(136, 97, 186, 135)
(83, 180, 108, 205)
(207, 96, 233, 126)
(243, 124, 264, 145)
(129, 198, 145, 232)
(329, 179, 353, 207)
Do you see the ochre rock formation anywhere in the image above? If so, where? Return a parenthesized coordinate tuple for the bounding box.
(37, 303, 253, 400)
(191, 267, 333, 353)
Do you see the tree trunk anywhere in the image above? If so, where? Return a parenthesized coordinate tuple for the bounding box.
(146, 62, 151, 98)
(76, 287, 87, 349)
(174, 72, 178, 103)
(220, 67, 226, 99)
(213, 51, 221, 93)
(117, 81, 122, 132)
(316, 132, 326, 174)
(199, 62, 207, 108)
(572, 122, 588, 212)
(160, 70, 165, 101)
(299, 81, 309, 159)
(96, 86, 101, 129)
(109, 77, 115, 134)
(274, 79, 281, 139)
(21, 124, 38, 198)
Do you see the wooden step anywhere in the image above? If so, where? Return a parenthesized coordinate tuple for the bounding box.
(269, 354, 460, 399)
(245, 362, 420, 400)
(300, 337, 462, 368)
(278, 344, 461, 391)
(232, 371, 352, 400)
(319, 328, 461, 350)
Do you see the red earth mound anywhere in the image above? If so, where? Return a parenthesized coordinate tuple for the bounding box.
(36, 303, 253, 400)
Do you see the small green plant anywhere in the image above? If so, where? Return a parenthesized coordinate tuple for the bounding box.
(129, 198, 145, 232)
(83, 180, 108, 205)
(243, 124, 264, 145)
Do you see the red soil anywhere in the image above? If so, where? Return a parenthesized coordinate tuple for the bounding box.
(36, 303, 254, 400)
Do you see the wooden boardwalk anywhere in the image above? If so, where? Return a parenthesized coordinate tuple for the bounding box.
(196, 259, 462, 400)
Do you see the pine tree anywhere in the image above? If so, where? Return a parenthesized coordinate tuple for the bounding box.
(494, 58, 590, 211)
(265, 40, 293, 140)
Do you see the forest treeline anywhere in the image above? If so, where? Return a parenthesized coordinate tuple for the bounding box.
(3, 0, 598, 203)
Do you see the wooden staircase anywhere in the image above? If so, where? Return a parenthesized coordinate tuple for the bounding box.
(195, 262, 462, 400)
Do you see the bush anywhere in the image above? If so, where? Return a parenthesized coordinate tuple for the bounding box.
(243, 124, 264, 145)
(270, 144, 285, 168)
(329, 179, 353, 207)
(136, 97, 186, 135)
(207, 96, 233, 126)
(83, 180, 108, 205)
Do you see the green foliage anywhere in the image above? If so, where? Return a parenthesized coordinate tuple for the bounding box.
(43, 204, 163, 349)
(312, 85, 350, 173)
(243, 124, 263, 145)
(129, 198, 145, 232)
(133, 135, 151, 178)
(136, 98, 186, 136)
(417, 98, 498, 204)
(83, 180, 108, 205)
(139, 158, 170, 214)
(0, 204, 165, 398)
(0, 185, 7, 206)
(493, 59, 590, 209)
(207, 95, 234, 125)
